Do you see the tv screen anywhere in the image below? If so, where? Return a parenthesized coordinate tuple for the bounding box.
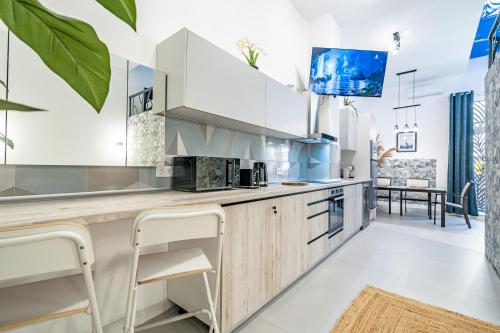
(309, 47, 388, 97)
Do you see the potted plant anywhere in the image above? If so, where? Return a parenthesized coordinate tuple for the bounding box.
(343, 97, 359, 117)
(236, 37, 264, 70)
(376, 133, 396, 166)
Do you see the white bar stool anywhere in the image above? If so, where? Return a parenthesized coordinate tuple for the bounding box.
(123, 204, 225, 333)
(0, 222, 103, 333)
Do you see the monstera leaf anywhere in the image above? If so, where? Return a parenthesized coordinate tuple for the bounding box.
(0, 132, 14, 149)
(0, 98, 45, 150)
(97, 0, 137, 31)
(0, 99, 44, 112)
(0, 0, 111, 112)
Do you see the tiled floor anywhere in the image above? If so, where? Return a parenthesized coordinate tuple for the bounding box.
(141, 207, 500, 333)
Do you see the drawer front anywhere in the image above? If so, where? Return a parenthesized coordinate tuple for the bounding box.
(306, 192, 329, 267)
(304, 190, 329, 218)
(307, 210, 329, 241)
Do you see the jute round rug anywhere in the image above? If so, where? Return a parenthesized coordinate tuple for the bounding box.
(331, 285, 500, 333)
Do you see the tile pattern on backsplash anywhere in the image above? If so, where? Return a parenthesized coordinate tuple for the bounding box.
(0, 117, 338, 197)
(0, 165, 15, 196)
(0, 165, 163, 197)
(15, 165, 88, 195)
(87, 167, 139, 192)
(164, 117, 314, 182)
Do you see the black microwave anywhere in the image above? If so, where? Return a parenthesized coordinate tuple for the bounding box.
(173, 156, 240, 192)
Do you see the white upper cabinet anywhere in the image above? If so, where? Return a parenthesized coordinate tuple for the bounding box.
(157, 29, 266, 129)
(156, 28, 307, 138)
(339, 107, 358, 151)
(265, 77, 307, 138)
(185, 32, 267, 127)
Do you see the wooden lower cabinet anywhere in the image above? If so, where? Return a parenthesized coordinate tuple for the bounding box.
(219, 185, 364, 332)
(221, 194, 312, 331)
(274, 195, 308, 291)
(353, 184, 364, 231)
(343, 184, 363, 237)
(221, 200, 276, 332)
(303, 190, 329, 268)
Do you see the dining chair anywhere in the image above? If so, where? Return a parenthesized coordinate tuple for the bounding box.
(376, 177, 393, 211)
(433, 181, 474, 229)
(402, 178, 432, 218)
(377, 178, 392, 197)
(0, 222, 103, 333)
(123, 204, 225, 333)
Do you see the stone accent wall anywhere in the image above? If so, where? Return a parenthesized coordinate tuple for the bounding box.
(377, 159, 437, 201)
(485, 55, 500, 277)
(127, 112, 165, 166)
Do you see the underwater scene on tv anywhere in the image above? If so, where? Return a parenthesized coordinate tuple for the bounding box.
(309, 48, 388, 97)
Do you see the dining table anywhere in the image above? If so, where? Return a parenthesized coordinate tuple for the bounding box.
(376, 185, 447, 227)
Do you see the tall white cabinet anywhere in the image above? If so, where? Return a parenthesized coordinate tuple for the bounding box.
(156, 28, 307, 139)
(353, 112, 377, 179)
(339, 107, 358, 151)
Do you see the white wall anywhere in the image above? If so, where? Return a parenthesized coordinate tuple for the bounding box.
(352, 57, 488, 188)
(309, 14, 341, 50)
(307, 14, 343, 178)
(39, 0, 310, 88)
(308, 13, 342, 139)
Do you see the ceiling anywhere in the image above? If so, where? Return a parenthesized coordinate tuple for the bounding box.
(291, 0, 485, 84)
(470, 1, 500, 58)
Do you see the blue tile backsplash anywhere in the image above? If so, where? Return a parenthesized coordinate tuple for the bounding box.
(0, 117, 337, 197)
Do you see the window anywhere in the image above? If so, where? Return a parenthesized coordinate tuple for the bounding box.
(473, 99, 486, 213)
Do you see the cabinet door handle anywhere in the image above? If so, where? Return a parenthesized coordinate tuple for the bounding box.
(272, 206, 277, 214)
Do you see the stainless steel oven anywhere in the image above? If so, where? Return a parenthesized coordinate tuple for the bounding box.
(328, 187, 344, 237)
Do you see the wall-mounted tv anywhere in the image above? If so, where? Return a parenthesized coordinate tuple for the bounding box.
(309, 47, 388, 97)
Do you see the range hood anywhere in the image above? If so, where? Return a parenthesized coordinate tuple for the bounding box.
(297, 133, 338, 144)
(297, 93, 338, 144)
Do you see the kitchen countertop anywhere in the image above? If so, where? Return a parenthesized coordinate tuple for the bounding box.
(0, 178, 371, 229)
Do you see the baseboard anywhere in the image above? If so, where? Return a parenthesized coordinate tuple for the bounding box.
(103, 299, 175, 333)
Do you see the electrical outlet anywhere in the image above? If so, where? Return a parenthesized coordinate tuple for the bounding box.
(276, 167, 283, 176)
(156, 166, 173, 178)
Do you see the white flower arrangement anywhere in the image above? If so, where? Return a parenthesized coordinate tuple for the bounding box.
(235, 37, 265, 69)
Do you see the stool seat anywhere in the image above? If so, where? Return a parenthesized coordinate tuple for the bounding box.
(137, 248, 212, 285)
(0, 274, 89, 331)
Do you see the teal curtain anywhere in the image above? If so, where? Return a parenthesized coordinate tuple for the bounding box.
(447, 91, 478, 216)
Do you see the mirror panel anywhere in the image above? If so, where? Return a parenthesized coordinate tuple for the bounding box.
(6, 35, 128, 166)
(1, 33, 166, 167)
(126, 62, 166, 166)
(0, 23, 8, 165)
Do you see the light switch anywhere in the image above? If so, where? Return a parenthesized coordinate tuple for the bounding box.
(156, 166, 173, 178)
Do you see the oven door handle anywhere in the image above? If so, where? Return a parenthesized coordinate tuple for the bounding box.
(330, 196, 345, 202)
